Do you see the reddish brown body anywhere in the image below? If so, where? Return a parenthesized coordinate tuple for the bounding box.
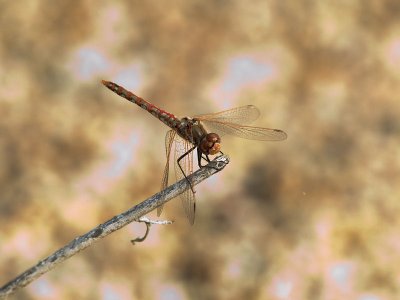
(102, 80, 221, 157)
(102, 80, 286, 224)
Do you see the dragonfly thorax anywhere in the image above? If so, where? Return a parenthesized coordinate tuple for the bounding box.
(177, 117, 221, 155)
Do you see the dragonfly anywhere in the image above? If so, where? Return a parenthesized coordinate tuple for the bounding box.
(102, 80, 287, 224)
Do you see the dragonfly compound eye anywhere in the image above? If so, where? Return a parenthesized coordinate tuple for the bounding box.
(206, 133, 221, 143)
(200, 133, 221, 155)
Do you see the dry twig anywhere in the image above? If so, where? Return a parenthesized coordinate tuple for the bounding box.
(0, 155, 229, 299)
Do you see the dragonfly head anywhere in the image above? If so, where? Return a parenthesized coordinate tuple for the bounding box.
(200, 133, 221, 155)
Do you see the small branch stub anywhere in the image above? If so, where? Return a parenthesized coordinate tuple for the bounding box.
(136, 216, 174, 225)
(131, 217, 174, 245)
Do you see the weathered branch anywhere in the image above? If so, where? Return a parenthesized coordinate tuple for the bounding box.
(0, 155, 229, 299)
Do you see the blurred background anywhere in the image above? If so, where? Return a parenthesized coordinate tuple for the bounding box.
(1, 1, 400, 299)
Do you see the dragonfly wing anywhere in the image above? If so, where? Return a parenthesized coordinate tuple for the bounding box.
(198, 120, 287, 141)
(194, 105, 260, 125)
(174, 136, 196, 225)
(158, 130, 176, 217)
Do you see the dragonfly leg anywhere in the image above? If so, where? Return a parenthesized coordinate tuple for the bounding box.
(197, 148, 224, 170)
(197, 148, 209, 167)
(177, 145, 197, 194)
(202, 154, 211, 164)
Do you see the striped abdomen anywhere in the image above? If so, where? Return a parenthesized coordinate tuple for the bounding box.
(102, 80, 182, 130)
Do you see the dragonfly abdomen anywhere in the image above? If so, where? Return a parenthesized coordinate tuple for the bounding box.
(102, 80, 181, 130)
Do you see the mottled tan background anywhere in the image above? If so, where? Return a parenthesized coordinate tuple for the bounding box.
(1, 1, 400, 299)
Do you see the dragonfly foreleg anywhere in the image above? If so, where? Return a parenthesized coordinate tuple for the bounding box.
(197, 148, 211, 167)
(177, 145, 197, 194)
(197, 148, 224, 170)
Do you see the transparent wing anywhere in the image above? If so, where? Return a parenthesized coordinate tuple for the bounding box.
(194, 105, 260, 125)
(174, 136, 196, 225)
(158, 130, 176, 217)
(194, 105, 287, 141)
(197, 120, 287, 141)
